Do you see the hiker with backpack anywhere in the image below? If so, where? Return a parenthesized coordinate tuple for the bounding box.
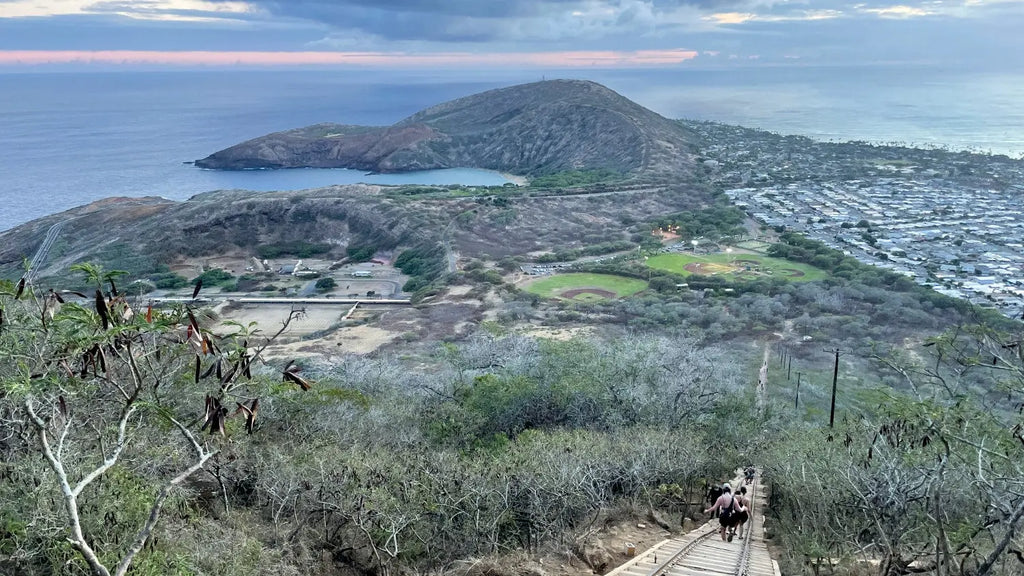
(703, 483, 746, 542)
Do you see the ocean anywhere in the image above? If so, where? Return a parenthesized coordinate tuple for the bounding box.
(2, 66, 1023, 231)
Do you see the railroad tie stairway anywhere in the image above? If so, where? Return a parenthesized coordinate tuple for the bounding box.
(606, 474, 779, 576)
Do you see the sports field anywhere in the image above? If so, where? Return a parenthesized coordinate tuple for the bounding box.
(646, 252, 827, 282)
(524, 273, 649, 302)
(734, 240, 773, 252)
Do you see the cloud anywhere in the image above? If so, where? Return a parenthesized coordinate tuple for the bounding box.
(0, 0, 258, 22)
(705, 9, 844, 24)
(1, 0, 1023, 70)
(858, 5, 934, 18)
(0, 48, 698, 67)
(211, 0, 1012, 51)
(0, 14, 320, 50)
(200, 0, 720, 44)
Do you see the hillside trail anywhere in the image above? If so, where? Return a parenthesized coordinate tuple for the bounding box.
(606, 470, 780, 576)
(28, 219, 68, 282)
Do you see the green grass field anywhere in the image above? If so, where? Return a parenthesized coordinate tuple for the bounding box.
(646, 252, 828, 282)
(733, 240, 773, 252)
(524, 273, 649, 301)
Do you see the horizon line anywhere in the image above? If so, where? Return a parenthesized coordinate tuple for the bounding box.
(0, 49, 700, 68)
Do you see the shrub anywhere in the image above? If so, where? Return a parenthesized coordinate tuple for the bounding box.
(256, 241, 332, 259)
(129, 281, 157, 294)
(192, 268, 234, 287)
(346, 245, 376, 262)
(315, 277, 337, 292)
(396, 244, 447, 292)
(148, 272, 189, 290)
(529, 169, 622, 188)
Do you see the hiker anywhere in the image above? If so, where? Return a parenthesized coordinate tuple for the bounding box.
(734, 486, 751, 539)
(744, 466, 755, 485)
(704, 483, 744, 542)
(705, 482, 725, 516)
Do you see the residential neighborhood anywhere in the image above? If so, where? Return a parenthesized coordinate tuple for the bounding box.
(683, 119, 1024, 319)
(725, 178, 1024, 318)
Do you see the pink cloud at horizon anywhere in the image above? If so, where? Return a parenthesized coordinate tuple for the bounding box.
(0, 49, 699, 68)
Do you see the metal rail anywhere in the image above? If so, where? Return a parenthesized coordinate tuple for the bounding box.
(735, 478, 757, 576)
(607, 470, 777, 576)
(645, 528, 718, 576)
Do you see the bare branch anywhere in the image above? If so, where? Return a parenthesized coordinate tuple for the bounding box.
(975, 496, 1024, 576)
(71, 405, 135, 498)
(25, 398, 112, 576)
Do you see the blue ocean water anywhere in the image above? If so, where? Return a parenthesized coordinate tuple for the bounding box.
(1, 67, 1022, 231)
(618, 66, 1024, 156)
(0, 71, 515, 230)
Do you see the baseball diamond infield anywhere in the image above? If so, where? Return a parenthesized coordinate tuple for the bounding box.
(524, 273, 649, 301)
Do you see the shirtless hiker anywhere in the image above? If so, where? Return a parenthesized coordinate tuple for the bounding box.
(703, 483, 746, 542)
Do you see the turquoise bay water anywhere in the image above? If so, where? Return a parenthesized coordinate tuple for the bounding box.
(2, 67, 1023, 230)
(194, 167, 512, 192)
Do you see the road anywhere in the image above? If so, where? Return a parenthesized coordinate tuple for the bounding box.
(151, 296, 412, 306)
(517, 184, 667, 201)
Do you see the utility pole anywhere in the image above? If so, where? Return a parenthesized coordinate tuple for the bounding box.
(795, 372, 802, 410)
(825, 348, 841, 427)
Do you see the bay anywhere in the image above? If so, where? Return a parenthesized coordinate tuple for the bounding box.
(0, 71, 514, 231)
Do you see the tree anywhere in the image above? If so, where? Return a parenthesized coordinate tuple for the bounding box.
(767, 321, 1024, 576)
(192, 268, 234, 288)
(346, 245, 376, 262)
(0, 267, 300, 576)
(315, 277, 337, 293)
(70, 262, 128, 294)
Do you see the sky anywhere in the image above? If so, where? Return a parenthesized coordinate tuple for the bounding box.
(0, 0, 1022, 70)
